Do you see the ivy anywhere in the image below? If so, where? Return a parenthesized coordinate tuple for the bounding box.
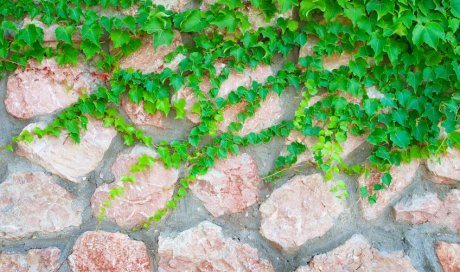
(1, 0, 459, 229)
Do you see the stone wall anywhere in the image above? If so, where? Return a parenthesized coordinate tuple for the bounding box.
(1, 15, 460, 272)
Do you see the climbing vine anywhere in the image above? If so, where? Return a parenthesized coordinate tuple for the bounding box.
(1, 0, 459, 227)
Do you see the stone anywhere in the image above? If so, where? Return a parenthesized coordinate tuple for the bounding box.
(299, 36, 352, 71)
(123, 0, 188, 15)
(260, 174, 345, 252)
(359, 160, 420, 220)
(426, 148, 460, 184)
(158, 221, 274, 271)
(298, 234, 416, 271)
(0, 172, 82, 240)
(17, 118, 116, 183)
(394, 190, 460, 233)
(121, 97, 166, 128)
(5, 58, 97, 119)
(0, 247, 61, 272)
(68, 231, 151, 272)
(172, 63, 282, 135)
(91, 146, 179, 228)
(436, 241, 460, 272)
(23, 17, 82, 46)
(283, 130, 366, 165)
(119, 32, 184, 73)
(190, 153, 260, 217)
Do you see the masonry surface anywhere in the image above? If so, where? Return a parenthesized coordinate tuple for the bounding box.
(1, 5, 460, 272)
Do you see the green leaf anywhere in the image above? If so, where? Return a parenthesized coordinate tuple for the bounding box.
(153, 29, 174, 48)
(412, 22, 445, 49)
(180, 10, 208, 32)
(359, 186, 369, 197)
(16, 24, 43, 46)
(157, 98, 171, 116)
(390, 129, 411, 148)
(278, 0, 298, 13)
(55, 26, 76, 44)
(173, 98, 186, 119)
(210, 10, 237, 31)
(143, 11, 168, 33)
(381, 173, 392, 187)
(56, 44, 79, 65)
(82, 23, 102, 47)
(366, 0, 394, 19)
(300, 0, 326, 19)
(452, 0, 460, 18)
(110, 30, 131, 48)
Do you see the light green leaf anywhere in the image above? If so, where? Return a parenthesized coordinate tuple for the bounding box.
(412, 22, 445, 49)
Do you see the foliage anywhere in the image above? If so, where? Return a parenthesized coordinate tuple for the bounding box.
(1, 0, 459, 228)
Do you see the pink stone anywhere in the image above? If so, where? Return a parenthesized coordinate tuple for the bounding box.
(121, 97, 166, 128)
(0, 247, 61, 272)
(17, 118, 116, 183)
(158, 221, 274, 272)
(299, 36, 352, 71)
(123, 0, 187, 15)
(5, 58, 97, 119)
(119, 32, 184, 73)
(220, 92, 283, 136)
(0, 172, 82, 240)
(260, 174, 345, 252)
(91, 146, 179, 228)
(426, 148, 460, 185)
(299, 235, 416, 271)
(436, 241, 460, 272)
(67, 231, 151, 272)
(190, 153, 260, 217)
(172, 63, 281, 135)
(394, 190, 460, 233)
(359, 160, 420, 220)
(283, 130, 366, 165)
(23, 17, 82, 46)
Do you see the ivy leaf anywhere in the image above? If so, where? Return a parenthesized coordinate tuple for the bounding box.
(110, 30, 131, 48)
(180, 10, 208, 32)
(173, 98, 186, 119)
(82, 23, 102, 47)
(157, 98, 171, 116)
(390, 129, 411, 148)
(366, 0, 394, 19)
(55, 26, 76, 44)
(452, 0, 460, 18)
(56, 44, 79, 65)
(412, 22, 445, 49)
(299, 0, 326, 19)
(153, 29, 174, 48)
(16, 24, 43, 46)
(278, 0, 298, 13)
(210, 10, 237, 31)
(381, 173, 392, 187)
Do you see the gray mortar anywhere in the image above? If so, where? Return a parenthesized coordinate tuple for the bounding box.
(1, 35, 460, 272)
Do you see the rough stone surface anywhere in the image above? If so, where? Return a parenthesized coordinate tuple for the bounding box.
(427, 148, 460, 184)
(0, 247, 61, 272)
(299, 36, 352, 71)
(283, 130, 366, 165)
(119, 32, 184, 73)
(5, 58, 97, 119)
(394, 190, 460, 233)
(296, 235, 416, 271)
(121, 97, 166, 128)
(67, 231, 151, 272)
(123, 0, 188, 15)
(0, 172, 82, 240)
(16, 118, 116, 183)
(260, 174, 345, 252)
(158, 221, 274, 272)
(23, 17, 82, 46)
(359, 160, 420, 220)
(91, 146, 179, 228)
(190, 153, 260, 217)
(436, 241, 460, 272)
(172, 63, 282, 135)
